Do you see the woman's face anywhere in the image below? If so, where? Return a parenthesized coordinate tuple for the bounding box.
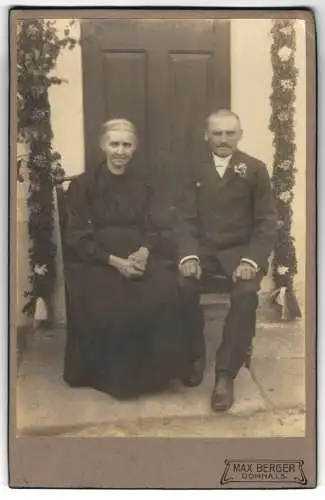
(101, 129, 137, 169)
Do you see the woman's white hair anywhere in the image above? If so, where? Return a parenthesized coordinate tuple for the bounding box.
(100, 119, 137, 138)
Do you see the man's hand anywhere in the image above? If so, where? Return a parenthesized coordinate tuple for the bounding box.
(232, 261, 257, 282)
(109, 256, 144, 279)
(178, 259, 202, 280)
(128, 246, 150, 272)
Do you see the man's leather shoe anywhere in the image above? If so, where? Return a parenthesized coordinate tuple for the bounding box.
(182, 357, 205, 387)
(211, 372, 234, 412)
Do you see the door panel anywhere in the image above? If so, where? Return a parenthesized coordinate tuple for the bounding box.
(102, 51, 148, 165)
(81, 18, 230, 226)
(169, 52, 215, 160)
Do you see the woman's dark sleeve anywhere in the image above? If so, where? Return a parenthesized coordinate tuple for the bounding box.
(63, 176, 111, 266)
(141, 179, 158, 252)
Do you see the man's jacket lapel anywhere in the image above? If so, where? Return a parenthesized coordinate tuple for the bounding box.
(200, 150, 241, 194)
(217, 150, 241, 191)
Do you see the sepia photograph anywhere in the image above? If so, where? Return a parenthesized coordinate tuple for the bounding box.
(10, 8, 316, 488)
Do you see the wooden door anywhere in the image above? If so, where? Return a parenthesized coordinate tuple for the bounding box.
(81, 18, 230, 227)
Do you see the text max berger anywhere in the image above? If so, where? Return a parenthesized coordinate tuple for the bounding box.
(221, 459, 307, 485)
(235, 463, 296, 473)
(232, 462, 297, 480)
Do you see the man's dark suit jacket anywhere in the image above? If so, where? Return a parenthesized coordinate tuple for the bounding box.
(176, 149, 278, 276)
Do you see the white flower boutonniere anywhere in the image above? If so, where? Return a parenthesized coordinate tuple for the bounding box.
(234, 163, 248, 178)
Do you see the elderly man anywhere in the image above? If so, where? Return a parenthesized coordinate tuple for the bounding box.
(177, 109, 277, 411)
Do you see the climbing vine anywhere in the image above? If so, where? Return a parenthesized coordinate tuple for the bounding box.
(17, 19, 77, 318)
(269, 19, 301, 320)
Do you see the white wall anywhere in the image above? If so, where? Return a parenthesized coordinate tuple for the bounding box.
(231, 19, 274, 169)
(16, 143, 32, 329)
(47, 20, 85, 323)
(49, 20, 85, 177)
(17, 18, 307, 326)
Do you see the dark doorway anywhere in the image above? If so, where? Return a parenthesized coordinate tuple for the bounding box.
(81, 18, 230, 226)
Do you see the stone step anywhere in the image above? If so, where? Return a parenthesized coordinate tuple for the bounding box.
(39, 407, 306, 439)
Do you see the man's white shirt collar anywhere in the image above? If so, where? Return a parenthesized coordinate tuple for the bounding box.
(212, 153, 232, 177)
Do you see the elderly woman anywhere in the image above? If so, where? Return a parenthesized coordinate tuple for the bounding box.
(63, 119, 188, 399)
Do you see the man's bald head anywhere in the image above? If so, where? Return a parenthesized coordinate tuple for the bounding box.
(205, 109, 241, 130)
(204, 109, 243, 157)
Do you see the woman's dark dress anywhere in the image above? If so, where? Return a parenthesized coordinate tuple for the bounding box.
(63, 162, 187, 399)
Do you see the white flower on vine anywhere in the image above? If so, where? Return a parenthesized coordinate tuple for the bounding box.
(31, 109, 47, 120)
(27, 25, 39, 36)
(280, 79, 294, 91)
(277, 265, 289, 275)
(278, 191, 292, 203)
(278, 160, 291, 170)
(278, 110, 290, 122)
(34, 264, 48, 276)
(278, 46, 293, 61)
(279, 25, 293, 36)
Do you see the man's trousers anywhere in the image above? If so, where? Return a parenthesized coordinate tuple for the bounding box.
(179, 251, 263, 379)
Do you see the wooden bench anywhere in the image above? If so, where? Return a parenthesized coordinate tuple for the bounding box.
(55, 175, 253, 368)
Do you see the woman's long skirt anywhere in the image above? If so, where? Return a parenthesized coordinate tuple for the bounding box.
(63, 258, 187, 399)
